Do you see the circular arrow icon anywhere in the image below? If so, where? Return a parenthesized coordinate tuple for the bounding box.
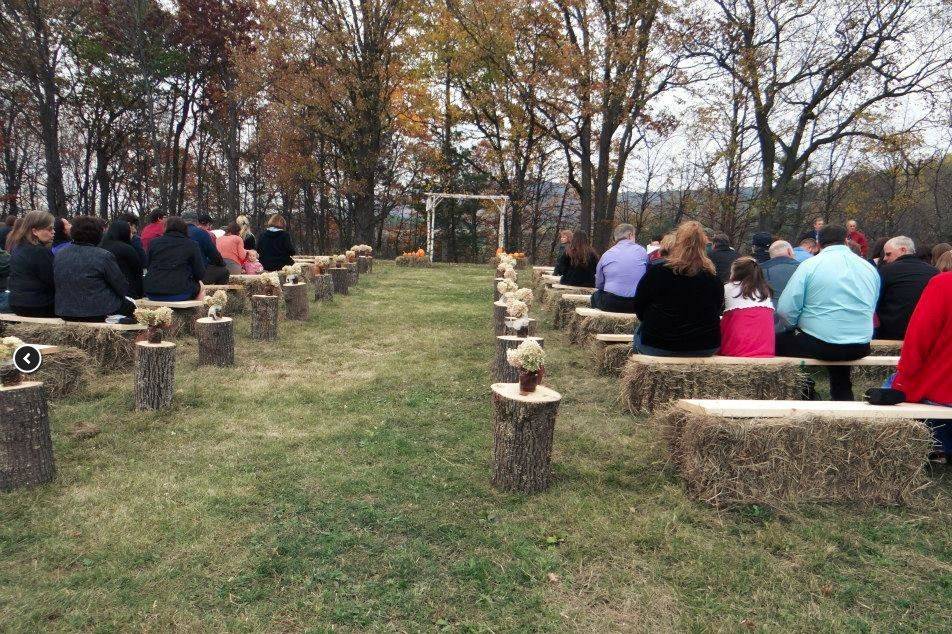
(13, 345, 42, 374)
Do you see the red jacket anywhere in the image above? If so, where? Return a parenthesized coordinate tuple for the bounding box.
(893, 272, 952, 404)
(847, 230, 869, 256)
(140, 221, 165, 253)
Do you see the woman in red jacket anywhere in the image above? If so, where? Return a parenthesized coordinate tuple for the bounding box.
(893, 272, 952, 459)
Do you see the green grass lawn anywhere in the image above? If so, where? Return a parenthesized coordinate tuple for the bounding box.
(1, 263, 949, 632)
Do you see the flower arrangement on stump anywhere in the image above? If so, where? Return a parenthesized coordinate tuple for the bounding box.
(504, 297, 531, 336)
(345, 249, 357, 263)
(134, 307, 174, 343)
(0, 336, 24, 386)
(256, 272, 282, 296)
(333, 254, 349, 267)
(497, 279, 518, 298)
(282, 263, 305, 284)
(513, 287, 534, 306)
(501, 266, 518, 281)
(204, 290, 228, 320)
(506, 339, 546, 395)
(313, 256, 333, 275)
(351, 244, 373, 255)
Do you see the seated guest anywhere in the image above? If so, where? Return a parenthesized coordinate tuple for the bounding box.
(751, 231, 772, 263)
(118, 212, 146, 263)
(792, 237, 816, 262)
(54, 216, 136, 322)
(645, 235, 662, 257)
(892, 272, 952, 460)
(50, 216, 71, 255)
(257, 213, 297, 271)
(761, 240, 800, 305)
(144, 216, 206, 301)
(720, 257, 774, 357)
(554, 230, 598, 287)
(236, 214, 256, 250)
(217, 222, 248, 274)
(554, 228, 572, 262)
(243, 250, 264, 274)
(776, 225, 880, 400)
(590, 223, 647, 313)
(6, 210, 56, 317)
(100, 219, 145, 299)
(846, 219, 869, 256)
(182, 211, 229, 283)
(140, 209, 166, 252)
(631, 221, 723, 356)
(708, 233, 739, 282)
(0, 246, 9, 312)
(876, 236, 938, 340)
(936, 250, 952, 273)
(932, 242, 951, 264)
(0, 214, 15, 250)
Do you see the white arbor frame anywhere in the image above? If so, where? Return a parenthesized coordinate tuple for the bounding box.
(424, 193, 509, 261)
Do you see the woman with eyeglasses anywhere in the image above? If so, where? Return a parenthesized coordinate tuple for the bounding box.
(6, 210, 56, 317)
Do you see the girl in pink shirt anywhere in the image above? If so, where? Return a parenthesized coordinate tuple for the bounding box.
(720, 257, 775, 357)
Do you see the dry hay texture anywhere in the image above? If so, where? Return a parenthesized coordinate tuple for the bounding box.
(592, 342, 632, 376)
(35, 347, 93, 399)
(870, 340, 903, 356)
(568, 313, 637, 346)
(0, 323, 135, 373)
(552, 295, 592, 328)
(394, 254, 434, 268)
(651, 405, 933, 508)
(621, 358, 802, 414)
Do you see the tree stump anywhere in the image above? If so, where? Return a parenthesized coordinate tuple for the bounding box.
(313, 273, 334, 301)
(250, 294, 279, 340)
(196, 317, 235, 367)
(503, 318, 538, 338)
(367, 257, 374, 273)
(493, 277, 505, 302)
(329, 267, 350, 296)
(133, 341, 176, 411)
(490, 383, 561, 493)
(283, 283, 309, 321)
(346, 262, 359, 287)
(358, 255, 370, 273)
(493, 300, 508, 336)
(0, 381, 56, 491)
(491, 336, 544, 383)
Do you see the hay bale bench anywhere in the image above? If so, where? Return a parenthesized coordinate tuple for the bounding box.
(567, 307, 637, 346)
(652, 399, 941, 507)
(592, 334, 635, 375)
(621, 354, 900, 414)
(870, 339, 903, 356)
(553, 293, 594, 329)
(136, 299, 203, 336)
(490, 383, 562, 493)
(23, 344, 92, 399)
(0, 381, 56, 491)
(491, 335, 544, 383)
(542, 284, 594, 311)
(203, 284, 247, 315)
(0, 315, 146, 373)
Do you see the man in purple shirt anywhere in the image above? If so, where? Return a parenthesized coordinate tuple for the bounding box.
(590, 223, 648, 313)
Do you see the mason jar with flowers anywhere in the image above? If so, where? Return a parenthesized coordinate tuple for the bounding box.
(504, 297, 531, 337)
(204, 290, 228, 320)
(506, 339, 546, 395)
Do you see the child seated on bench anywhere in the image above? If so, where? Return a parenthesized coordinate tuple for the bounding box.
(242, 250, 264, 275)
(720, 257, 775, 357)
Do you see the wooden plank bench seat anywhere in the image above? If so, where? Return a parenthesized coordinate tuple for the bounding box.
(630, 353, 899, 367)
(551, 284, 594, 293)
(652, 398, 940, 508)
(0, 314, 145, 331)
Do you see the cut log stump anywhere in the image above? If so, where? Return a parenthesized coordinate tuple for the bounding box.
(250, 295, 279, 341)
(196, 317, 235, 367)
(283, 283, 309, 321)
(502, 318, 538, 338)
(491, 336, 544, 383)
(493, 277, 505, 302)
(312, 274, 334, 301)
(358, 255, 370, 273)
(346, 262, 359, 287)
(133, 341, 175, 411)
(493, 300, 508, 336)
(329, 267, 350, 296)
(490, 383, 561, 493)
(0, 381, 56, 491)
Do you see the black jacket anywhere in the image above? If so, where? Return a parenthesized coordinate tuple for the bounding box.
(876, 255, 938, 340)
(554, 251, 597, 287)
(8, 243, 55, 309)
(257, 228, 296, 271)
(54, 243, 128, 318)
(144, 230, 205, 297)
(243, 232, 256, 251)
(101, 237, 144, 299)
(632, 263, 724, 352)
(708, 245, 740, 282)
(0, 249, 9, 292)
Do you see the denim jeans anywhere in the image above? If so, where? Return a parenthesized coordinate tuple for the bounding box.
(633, 327, 719, 357)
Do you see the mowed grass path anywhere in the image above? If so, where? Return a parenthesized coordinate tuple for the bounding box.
(1, 263, 949, 631)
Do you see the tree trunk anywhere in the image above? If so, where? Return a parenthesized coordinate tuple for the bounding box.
(196, 317, 235, 367)
(0, 381, 56, 491)
(491, 336, 544, 383)
(283, 283, 309, 321)
(329, 267, 350, 296)
(490, 382, 561, 493)
(346, 262, 359, 287)
(133, 342, 175, 411)
(312, 274, 334, 301)
(250, 295, 279, 340)
(493, 300, 508, 336)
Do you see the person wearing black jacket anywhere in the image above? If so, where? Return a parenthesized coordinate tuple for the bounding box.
(708, 233, 739, 282)
(144, 216, 206, 301)
(631, 221, 724, 356)
(257, 213, 296, 271)
(6, 210, 56, 317)
(101, 219, 144, 299)
(876, 236, 938, 340)
(553, 230, 598, 287)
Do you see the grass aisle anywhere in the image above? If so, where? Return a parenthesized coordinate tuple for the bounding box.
(1, 263, 949, 631)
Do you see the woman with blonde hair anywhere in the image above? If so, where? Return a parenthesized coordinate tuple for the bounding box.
(631, 220, 724, 356)
(256, 213, 296, 271)
(7, 210, 56, 317)
(235, 214, 256, 250)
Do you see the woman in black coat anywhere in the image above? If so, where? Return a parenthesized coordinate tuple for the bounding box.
(143, 216, 206, 301)
(6, 210, 56, 317)
(554, 230, 598, 287)
(100, 219, 144, 299)
(256, 213, 296, 271)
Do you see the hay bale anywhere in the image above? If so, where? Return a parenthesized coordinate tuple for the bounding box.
(553, 295, 591, 329)
(569, 312, 637, 346)
(621, 358, 801, 414)
(35, 347, 93, 399)
(592, 341, 632, 376)
(870, 340, 903, 356)
(2, 324, 136, 373)
(659, 405, 933, 507)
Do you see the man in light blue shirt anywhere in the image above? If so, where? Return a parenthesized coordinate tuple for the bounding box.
(776, 225, 880, 400)
(792, 237, 816, 262)
(590, 223, 648, 313)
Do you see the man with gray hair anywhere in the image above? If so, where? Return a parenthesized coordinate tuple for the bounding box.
(877, 235, 938, 339)
(761, 240, 800, 309)
(590, 223, 648, 313)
